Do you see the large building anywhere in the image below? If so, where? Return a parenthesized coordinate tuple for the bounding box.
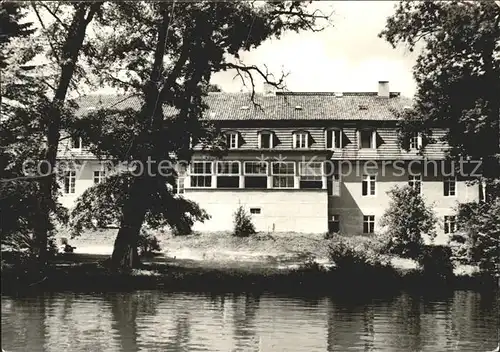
(58, 81, 479, 242)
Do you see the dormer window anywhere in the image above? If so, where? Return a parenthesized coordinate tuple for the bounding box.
(293, 131, 309, 149)
(409, 132, 422, 150)
(258, 131, 274, 149)
(358, 129, 376, 149)
(326, 129, 342, 149)
(70, 136, 86, 149)
(226, 132, 239, 149)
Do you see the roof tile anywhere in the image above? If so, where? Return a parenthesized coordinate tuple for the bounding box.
(74, 92, 412, 122)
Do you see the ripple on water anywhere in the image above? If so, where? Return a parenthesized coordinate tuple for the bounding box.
(1, 290, 498, 352)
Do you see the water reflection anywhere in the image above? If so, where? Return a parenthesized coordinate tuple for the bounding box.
(1, 290, 498, 352)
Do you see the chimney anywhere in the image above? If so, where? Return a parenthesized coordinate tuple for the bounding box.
(378, 80, 390, 98)
(263, 82, 276, 96)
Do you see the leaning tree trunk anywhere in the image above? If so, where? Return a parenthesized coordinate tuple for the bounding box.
(110, 5, 173, 269)
(110, 178, 149, 269)
(33, 3, 101, 265)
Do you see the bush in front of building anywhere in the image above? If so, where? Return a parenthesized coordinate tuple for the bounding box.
(380, 185, 437, 261)
(233, 206, 256, 238)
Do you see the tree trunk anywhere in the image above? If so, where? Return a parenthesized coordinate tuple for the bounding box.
(110, 179, 148, 269)
(110, 5, 173, 269)
(33, 3, 101, 265)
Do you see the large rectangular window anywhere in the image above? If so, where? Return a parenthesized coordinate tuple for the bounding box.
(362, 174, 376, 196)
(363, 215, 375, 234)
(244, 161, 268, 189)
(444, 215, 456, 234)
(93, 170, 106, 184)
(299, 162, 322, 189)
(272, 161, 295, 188)
(190, 161, 212, 188)
(216, 161, 240, 188)
(443, 177, 456, 196)
(409, 175, 422, 194)
(63, 171, 76, 194)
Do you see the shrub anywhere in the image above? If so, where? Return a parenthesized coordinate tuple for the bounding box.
(328, 239, 386, 271)
(452, 198, 500, 274)
(232, 206, 256, 237)
(137, 229, 161, 257)
(418, 245, 454, 280)
(380, 185, 437, 260)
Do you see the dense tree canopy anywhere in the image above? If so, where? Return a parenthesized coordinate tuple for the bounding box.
(381, 1, 500, 191)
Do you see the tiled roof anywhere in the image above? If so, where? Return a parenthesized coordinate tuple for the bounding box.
(74, 92, 412, 122)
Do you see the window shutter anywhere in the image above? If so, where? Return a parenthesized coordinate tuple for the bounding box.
(292, 133, 297, 148)
(271, 132, 277, 148)
(372, 130, 377, 149)
(356, 130, 361, 149)
(307, 132, 313, 148)
(417, 133, 423, 149)
(237, 132, 242, 148)
(258, 132, 262, 149)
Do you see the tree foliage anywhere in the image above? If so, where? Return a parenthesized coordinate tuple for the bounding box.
(68, 1, 329, 268)
(451, 199, 500, 274)
(1, 2, 103, 263)
(380, 186, 437, 260)
(381, 1, 500, 195)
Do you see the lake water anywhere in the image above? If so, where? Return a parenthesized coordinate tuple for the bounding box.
(1, 290, 498, 352)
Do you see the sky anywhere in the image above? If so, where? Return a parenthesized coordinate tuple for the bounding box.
(211, 1, 419, 97)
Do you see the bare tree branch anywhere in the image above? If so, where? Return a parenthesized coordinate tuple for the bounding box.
(222, 61, 289, 110)
(38, 2, 70, 32)
(31, 2, 61, 65)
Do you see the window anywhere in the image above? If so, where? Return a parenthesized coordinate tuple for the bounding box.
(250, 208, 261, 214)
(244, 161, 268, 189)
(93, 170, 106, 184)
(173, 165, 186, 194)
(299, 162, 322, 189)
(63, 171, 76, 194)
(444, 215, 456, 234)
(443, 177, 456, 196)
(216, 161, 240, 188)
(363, 215, 375, 234)
(409, 132, 422, 150)
(326, 129, 342, 149)
(408, 175, 422, 194)
(359, 130, 376, 149)
(190, 161, 212, 188)
(272, 161, 295, 188)
(326, 162, 341, 197)
(70, 136, 86, 149)
(226, 132, 239, 149)
(362, 174, 376, 196)
(329, 215, 340, 233)
(293, 131, 309, 149)
(259, 131, 274, 149)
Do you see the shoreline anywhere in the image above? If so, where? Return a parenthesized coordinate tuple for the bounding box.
(1, 254, 496, 296)
(2, 230, 494, 295)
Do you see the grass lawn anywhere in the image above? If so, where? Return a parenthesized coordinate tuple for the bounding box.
(55, 229, 417, 270)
